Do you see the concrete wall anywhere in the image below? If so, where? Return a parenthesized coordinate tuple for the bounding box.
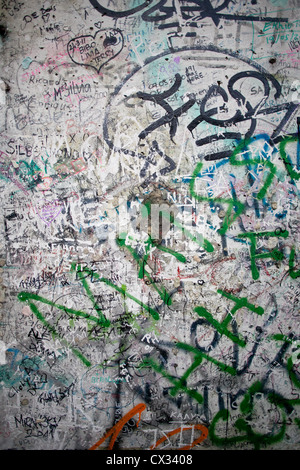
(0, 0, 300, 451)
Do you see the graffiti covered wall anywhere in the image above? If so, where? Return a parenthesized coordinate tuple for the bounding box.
(0, 0, 300, 451)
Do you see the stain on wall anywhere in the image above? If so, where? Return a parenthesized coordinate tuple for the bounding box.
(0, 0, 299, 451)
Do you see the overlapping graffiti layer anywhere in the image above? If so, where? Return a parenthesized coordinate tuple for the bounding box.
(0, 0, 299, 451)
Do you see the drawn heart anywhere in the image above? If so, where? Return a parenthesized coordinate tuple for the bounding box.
(36, 199, 63, 225)
(67, 28, 124, 73)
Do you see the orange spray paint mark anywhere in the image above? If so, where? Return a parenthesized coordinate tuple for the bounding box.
(89, 403, 146, 450)
(150, 424, 208, 451)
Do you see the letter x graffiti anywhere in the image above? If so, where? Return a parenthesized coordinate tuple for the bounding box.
(137, 73, 196, 142)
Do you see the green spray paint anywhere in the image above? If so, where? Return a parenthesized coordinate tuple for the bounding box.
(73, 263, 161, 320)
(237, 229, 289, 280)
(271, 333, 300, 388)
(98, 277, 160, 320)
(140, 291, 265, 400)
(195, 289, 264, 347)
(140, 196, 214, 251)
(175, 342, 237, 376)
(159, 209, 214, 252)
(17, 261, 163, 367)
(289, 247, 300, 279)
(189, 135, 279, 235)
(71, 262, 110, 327)
(142, 356, 204, 405)
(190, 162, 245, 235)
(229, 136, 277, 200)
(209, 381, 287, 450)
(17, 292, 95, 367)
(279, 135, 300, 180)
(141, 340, 237, 406)
(16, 160, 43, 190)
(117, 232, 187, 306)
